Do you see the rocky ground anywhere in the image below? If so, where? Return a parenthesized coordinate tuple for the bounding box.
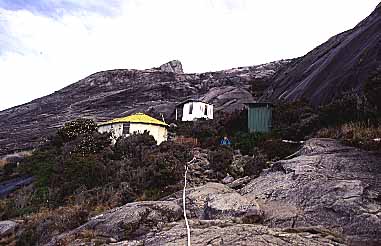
(2, 138, 379, 245)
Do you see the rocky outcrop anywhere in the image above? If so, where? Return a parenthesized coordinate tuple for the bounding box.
(262, 4, 381, 106)
(46, 183, 344, 245)
(240, 138, 381, 245)
(113, 220, 345, 246)
(46, 201, 182, 245)
(157, 60, 183, 73)
(0, 60, 288, 156)
(0, 220, 18, 246)
(43, 139, 381, 245)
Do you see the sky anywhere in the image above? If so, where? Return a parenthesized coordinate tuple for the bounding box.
(0, 0, 379, 111)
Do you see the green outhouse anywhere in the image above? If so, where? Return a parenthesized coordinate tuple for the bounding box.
(245, 102, 273, 133)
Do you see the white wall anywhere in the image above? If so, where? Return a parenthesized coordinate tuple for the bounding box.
(182, 102, 213, 121)
(98, 123, 124, 144)
(98, 122, 167, 145)
(130, 123, 168, 144)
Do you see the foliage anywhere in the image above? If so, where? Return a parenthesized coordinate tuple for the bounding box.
(208, 146, 234, 173)
(231, 132, 268, 156)
(318, 93, 377, 127)
(364, 68, 381, 113)
(15, 118, 193, 218)
(243, 150, 267, 177)
(272, 99, 319, 140)
(317, 121, 381, 151)
(112, 131, 157, 161)
(16, 205, 89, 246)
(56, 118, 98, 143)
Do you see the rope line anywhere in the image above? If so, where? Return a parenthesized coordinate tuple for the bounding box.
(183, 157, 194, 246)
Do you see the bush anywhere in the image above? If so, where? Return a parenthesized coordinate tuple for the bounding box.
(208, 146, 234, 173)
(260, 139, 300, 161)
(112, 131, 157, 161)
(56, 118, 98, 143)
(115, 141, 192, 200)
(272, 100, 319, 140)
(243, 151, 267, 177)
(232, 132, 268, 156)
(16, 205, 89, 246)
(317, 121, 381, 151)
(318, 93, 375, 127)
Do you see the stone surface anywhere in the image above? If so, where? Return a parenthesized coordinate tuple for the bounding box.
(240, 138, 381, 245)
(44, 139, 381, 245)
(0, 60, 287, 156)
(46, 201, 182, 245)
(157, 60, 183, 73)
(0, 220, 18, 237)
(262, 4, 381, 106)
(222, 174, 234, 184)
(0, 220, 18, 246)
(64, 220, 345, 246)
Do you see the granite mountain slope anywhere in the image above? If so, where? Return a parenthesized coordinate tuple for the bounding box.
(262, 3, 381, 106)
(0, 60, 287, 156)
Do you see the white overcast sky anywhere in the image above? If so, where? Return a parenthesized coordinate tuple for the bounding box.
(0, 0, 379, 111)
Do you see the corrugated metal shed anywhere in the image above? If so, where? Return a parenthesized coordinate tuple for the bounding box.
(246, 103, 273, 133)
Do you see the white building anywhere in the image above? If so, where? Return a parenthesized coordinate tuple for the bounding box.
(175, 99, 213, 121)
(98, 113, 168, 145)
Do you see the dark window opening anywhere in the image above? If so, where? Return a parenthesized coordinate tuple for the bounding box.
(204, 105, 208, 115)
(123, 123, 130, 135)
(189, 103, 193, 114)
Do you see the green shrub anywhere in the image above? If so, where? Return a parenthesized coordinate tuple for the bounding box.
(232, 132, 268, 156)
(272, 100, 319, 140)
(56, 118, 98, 143)
(208, 146, 234, 173)
(16, 205, 89, 246)
(112, 131, 156, 161)
(243, 150, 267, 177)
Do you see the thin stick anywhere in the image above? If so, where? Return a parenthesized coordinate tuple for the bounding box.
(183, 158, 194, 246)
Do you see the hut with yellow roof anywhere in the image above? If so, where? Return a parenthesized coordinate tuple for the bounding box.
(97, 113, 168, 145)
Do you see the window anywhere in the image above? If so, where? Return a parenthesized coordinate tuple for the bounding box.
(189, 103, 193, 114)
(204, 105, 208, 115)
(123, 123, 130, 136)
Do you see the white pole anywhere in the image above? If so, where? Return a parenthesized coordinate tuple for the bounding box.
(183, 158, 194, 246)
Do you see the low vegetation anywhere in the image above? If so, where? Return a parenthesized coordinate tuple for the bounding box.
(2, 74, 381, 244)
(0, 119, 192, 244)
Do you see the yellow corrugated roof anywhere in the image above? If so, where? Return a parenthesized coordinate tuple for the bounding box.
(99, 113, 168, 127)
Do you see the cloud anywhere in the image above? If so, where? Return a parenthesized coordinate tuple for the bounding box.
(0, 0, 379, 110)
(0, 0, 123, 17)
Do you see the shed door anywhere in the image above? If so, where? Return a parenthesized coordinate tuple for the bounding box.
(248, 107, 272, 133)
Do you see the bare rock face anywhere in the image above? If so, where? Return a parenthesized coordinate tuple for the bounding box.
(240, 138, 381, 245)
(43, 140, 381, 245)
(0, 220, 18, 245)
(158, 60, 183, 73)
(46, 201, 182, 245)
(45, 184, 344, 246)
(0, 60, 288, 156)
(114, 220, 345, 246)
(262, 4, 381, 106)
(184, 183, 262, 221)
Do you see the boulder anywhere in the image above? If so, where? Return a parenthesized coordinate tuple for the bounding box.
(158, 60, 183, 73)
(0, 220, 18, 245)
(112, 220, 345, 246)
(240, 138, 381, 245)
(180, 182, 262, 221)
(46, 201, 182, 245)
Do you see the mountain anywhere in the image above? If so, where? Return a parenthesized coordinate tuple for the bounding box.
(262, 3, 381, 105)
(0, 60, 288, 156)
